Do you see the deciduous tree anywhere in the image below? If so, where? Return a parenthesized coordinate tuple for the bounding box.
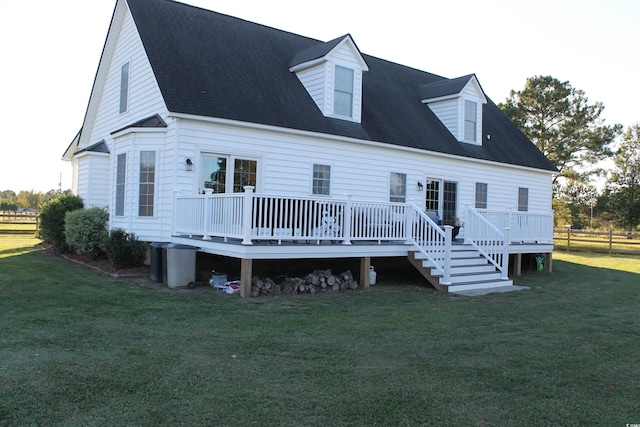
(608, 124, 640, 234)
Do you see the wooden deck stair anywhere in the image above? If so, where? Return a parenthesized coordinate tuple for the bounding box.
(407, 243, 513, 293)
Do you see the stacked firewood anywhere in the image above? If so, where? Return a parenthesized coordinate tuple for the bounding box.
(250, 269, 358, 297)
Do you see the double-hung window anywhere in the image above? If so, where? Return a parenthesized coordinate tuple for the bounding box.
(334, 66, 354, 117)
(138, 151, 155, 216)
(464, 100, 477, 142)
(518, 187, 529, 212)
(389, 172, 406, 202)
(475, 182, 488, 209)
(115, 153, 126, 216)
(312, 164, 331, 195)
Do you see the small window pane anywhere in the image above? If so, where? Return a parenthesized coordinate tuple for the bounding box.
(389, 172, 406, 202)
(475, 182, 488, 209)
(312, 164, 331, 195)
(518, 187, 529, 212)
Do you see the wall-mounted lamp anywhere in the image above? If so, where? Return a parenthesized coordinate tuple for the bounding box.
(186, 158, 193, 171)
(417, 181, 424, 191)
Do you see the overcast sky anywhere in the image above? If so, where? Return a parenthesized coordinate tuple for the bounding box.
(1, 0, 638, 193)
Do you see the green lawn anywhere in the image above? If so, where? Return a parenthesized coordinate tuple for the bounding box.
(1, 235, 639, 426)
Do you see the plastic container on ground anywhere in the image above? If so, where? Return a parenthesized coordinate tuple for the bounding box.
(210, 272, 228, 288)
(149, 242, 170, 282)
(165, 244, 198, 289)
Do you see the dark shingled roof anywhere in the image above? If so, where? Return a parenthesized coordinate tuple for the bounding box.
(111, 114, 167, 135)
(78, 139, 110, 154)
(419, 74, 476, 100)
(126, 0, 557, 172)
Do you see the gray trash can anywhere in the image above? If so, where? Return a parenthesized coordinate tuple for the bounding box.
(165, 244, 198, 289)
(149, 242, 169, 282)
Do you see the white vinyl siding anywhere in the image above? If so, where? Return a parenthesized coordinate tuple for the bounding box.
(85, 10, 169, 147)
(426, 100, 458, 136)
(292, 63, 325, 114)
(138, 151, 155, 216)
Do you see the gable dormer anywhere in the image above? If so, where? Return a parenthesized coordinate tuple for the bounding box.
(290, 35, 369, 123)
(419, 75, 487, 145)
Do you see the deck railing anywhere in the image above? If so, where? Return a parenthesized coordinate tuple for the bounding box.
(464, 207, 509, 278)
(407, 202, 451, 284)
(474, 208, 554, 244)
(174, 188, 552, 258)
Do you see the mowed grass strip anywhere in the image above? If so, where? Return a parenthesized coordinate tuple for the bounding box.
(1, 236, 639, 426)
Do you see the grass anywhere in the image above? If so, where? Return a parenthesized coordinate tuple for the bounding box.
(1, 235, 639, 426)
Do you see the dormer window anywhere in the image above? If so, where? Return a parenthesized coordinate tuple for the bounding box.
(290, 35, 368, 123)
(464, 100, 477, 142)
(334, 66, 354, 117)
(420, 74, 487, 146)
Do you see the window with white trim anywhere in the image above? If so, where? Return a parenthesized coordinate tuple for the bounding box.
(389, 172, 406, 202)
(119, 62, 129, 114)
(312, 164, 331, 195)
(475, 182, 488, 209)
(138, 151, 155, 217)
(334, 66, 354, 117)
(518, 187, 529, 212)
(464, 100, 477, 141)
(115, 153, 126, 216)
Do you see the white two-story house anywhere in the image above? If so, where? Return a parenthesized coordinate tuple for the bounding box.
(63, 0, 557, 296)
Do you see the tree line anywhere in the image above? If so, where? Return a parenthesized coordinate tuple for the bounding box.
(500, 75, 638, 233)
(0, 189, 73, 212)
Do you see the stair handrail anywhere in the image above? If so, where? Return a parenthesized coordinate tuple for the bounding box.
(465, 206, 509, 276)
(407, 202, 452, 284)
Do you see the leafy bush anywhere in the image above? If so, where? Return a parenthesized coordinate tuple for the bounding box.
(64, 207, 109, 259)
(38, 195, 84, 252)
(105, 228, 147, 268)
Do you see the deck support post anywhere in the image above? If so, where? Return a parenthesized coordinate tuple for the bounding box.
(513, 253, 522, 276)
(501, 227, 511, 280)
(342, 194, 352, 245)
(240, 258, 253, 297)
(442, 226, 452, 285)
(545, 252, 553, 272)
(360, 256, 371, 288)
(242, 186, 255, 245)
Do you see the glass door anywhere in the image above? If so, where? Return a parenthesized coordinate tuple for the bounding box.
(201, 154, 258, 193)
(424, 178, 457, 225)
(202, 155, 227, 193)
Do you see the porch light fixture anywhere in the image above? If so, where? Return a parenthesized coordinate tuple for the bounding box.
(186, 158, 193, 171)
(417, 181, 423, 191)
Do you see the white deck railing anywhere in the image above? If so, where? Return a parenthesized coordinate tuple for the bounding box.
(174, 188, 553, 255)
(464, 207, 509, 278)
(475, 208, 554, 243)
